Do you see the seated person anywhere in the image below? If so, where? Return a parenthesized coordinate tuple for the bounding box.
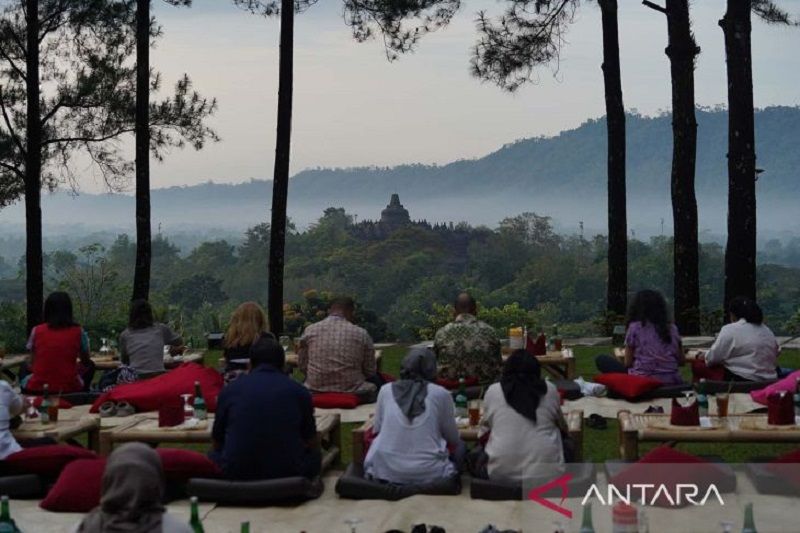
(701, 297, 778, 382)
(364, 348, 465, 485)
(434, 292, 502, 384)
(476, 350, 566, 483)
(118, 299, 183, 377)
(25, 291, 94, 394)
(211, 335, 321, 480)
(222, 302, 274, 381)
(298, 296, 378, 396)
(595, 290, 685, 385)
(74, 443, 192, 533)
(0, 379, 23, 460)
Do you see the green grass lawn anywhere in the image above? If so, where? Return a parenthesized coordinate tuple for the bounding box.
(181, 345, 800, 465)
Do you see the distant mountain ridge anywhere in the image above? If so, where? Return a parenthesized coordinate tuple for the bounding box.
(0, 106, 797, 235)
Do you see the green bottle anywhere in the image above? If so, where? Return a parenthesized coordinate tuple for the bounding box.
(579, 503, 595, 533)
(189, 496, 204, 533)
(741, 502, 757, 533)
(455, 378, 468, 418)
(193, 382, 207, 421)
(241, 522, 250, 533)
(0, 495, 21, 533)
(39, 384, 51, 424)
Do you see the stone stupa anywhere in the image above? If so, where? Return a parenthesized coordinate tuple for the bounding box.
(379, 193, 411, 231)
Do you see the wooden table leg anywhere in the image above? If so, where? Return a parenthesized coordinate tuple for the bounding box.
(87, 427, 100, 453)
(617, 411, 639, 461)
(566, 358, 576, 380)
(98, 431, 113, 457)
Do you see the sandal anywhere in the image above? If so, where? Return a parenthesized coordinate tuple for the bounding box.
(98, 401, 117, 418)
(644, 405, 665, 414)
(587, 414, 607, 430)
(115, 401, 135, 417)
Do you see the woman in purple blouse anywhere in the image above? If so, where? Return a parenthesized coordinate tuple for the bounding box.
(596, 290, 686, 385)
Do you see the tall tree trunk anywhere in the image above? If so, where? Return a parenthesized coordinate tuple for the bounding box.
(24, 0, 42, 333)
(132, 0, 152, 301)
(665, 0, 700, 335)
(267, 0, 294, 335)
(720, 0, 757, 312)
(600, 0, 627, 318)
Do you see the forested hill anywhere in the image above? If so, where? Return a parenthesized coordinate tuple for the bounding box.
(0, 106, 797, 235)
(289, 106, 800, 202)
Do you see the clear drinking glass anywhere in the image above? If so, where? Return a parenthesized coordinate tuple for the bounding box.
(99, 337, 109, 355)
(181, 394, 194, 422)
(279, 335, 292, 353)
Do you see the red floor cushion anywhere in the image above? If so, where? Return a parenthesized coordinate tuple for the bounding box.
(611, 447, 727, 507)
(40, 458, 106, 512)
(312, 393, 360, 409)
(1, 445, 97, 478)
(593, 373, 662, 400)
(690, 359, 726, 383)
(435, 376, 480, 390)
(771, 449, 800, 464)
(157, 448, 221, 482)
(766, 449, 800, 489)
(90, 363, 223, 414)
(751, 370, 800, 405)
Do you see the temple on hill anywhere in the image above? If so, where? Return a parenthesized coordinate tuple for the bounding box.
(379, 194, 411, 230)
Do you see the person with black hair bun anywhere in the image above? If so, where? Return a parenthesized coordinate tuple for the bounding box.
(702, 297, 779, 381)
(24, 291, 94, 394)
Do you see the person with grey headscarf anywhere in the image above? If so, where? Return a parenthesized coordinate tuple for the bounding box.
(364, 347, 464, 484)
(73, 443, 192, 533)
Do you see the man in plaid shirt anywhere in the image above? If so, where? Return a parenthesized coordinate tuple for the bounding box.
(298, 296, 377, 396)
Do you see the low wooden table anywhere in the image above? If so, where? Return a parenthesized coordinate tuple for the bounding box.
(502, 349, 576, 380)
(13, 410, 101, 451)
(91, 351, 205, 371)
(351, 409, 584, 465)
(284, 350, 383, 373)
(617, 410, 800, 460)
(614, 347, 703, 364)
(98, 413, 341, 471)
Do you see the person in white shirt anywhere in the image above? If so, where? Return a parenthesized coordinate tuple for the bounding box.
(703, 297, 779, 382)
(364, 348, 464, 485)
(476, 350, 566, 483)
(0, 380, 24, 460)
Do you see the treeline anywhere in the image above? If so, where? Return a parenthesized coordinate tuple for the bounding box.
(1, 209, 799, 351)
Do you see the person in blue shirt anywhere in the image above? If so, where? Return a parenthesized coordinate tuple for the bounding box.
(210, 334, 321, 480)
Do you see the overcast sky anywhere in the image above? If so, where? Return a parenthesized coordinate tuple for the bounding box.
(96, 0, 800, 192)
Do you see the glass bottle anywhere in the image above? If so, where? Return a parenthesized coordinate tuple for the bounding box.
(39, 384, 51, 424)
(579, 503, 595, 533)
(741, 502, 757, 533)
(0, 495, 21, 533)
(192, 381, 207, 421)
(189, 496, 204, 533)
(454, 378, 468, 418)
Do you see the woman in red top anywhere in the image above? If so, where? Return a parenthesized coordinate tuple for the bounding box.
(25, 292, 94, 394)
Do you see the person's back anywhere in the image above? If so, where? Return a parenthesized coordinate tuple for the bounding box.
(365, 382, 460, 485)
(705, 297, 778, 381)
(0, 381, 23, 460)
(28, 323, 83, 393)
(120, 323, 181, 375)
(707, 319, 778, 381)
(299, 297, 375, 393)
(625, 321, 683, 384)
(481, 381, 563, 483)
(434, 293, 501, 383)
(212, 351, 319, 480)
